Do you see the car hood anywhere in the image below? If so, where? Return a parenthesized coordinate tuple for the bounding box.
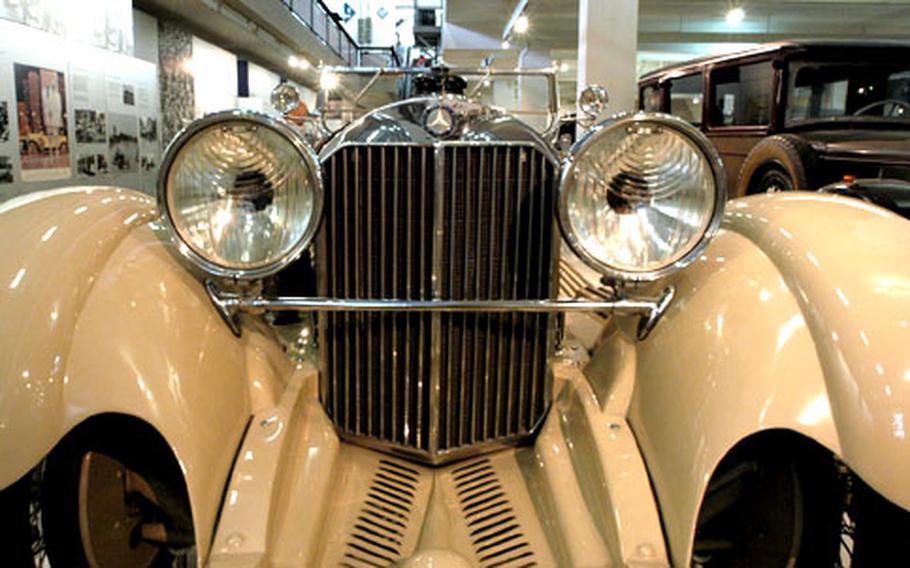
(798, 128, 910, 165)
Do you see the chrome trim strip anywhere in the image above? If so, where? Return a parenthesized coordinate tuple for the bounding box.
(210, 290, 667, 315)
(430, 144, 445, 455)
(353, 146, 362, 435)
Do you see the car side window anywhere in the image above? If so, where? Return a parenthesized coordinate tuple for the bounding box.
(641, 84, 662, 112)
(709, 61, 773, 126)
(668, 73, 704, 125)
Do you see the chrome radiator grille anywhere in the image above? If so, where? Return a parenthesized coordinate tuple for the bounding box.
(318, 143, 557, 463)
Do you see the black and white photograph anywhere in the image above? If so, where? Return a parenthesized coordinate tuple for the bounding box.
(139, 116, 157, 143)
(96, 153, 108, 175)
(140, 154, 156, 172)
(108, 113, 138, 173)
(74, 109, 106, 144)
(122, 84, 135, 106)
(0, 101, 8, 142)
(0, 156, 12, 184)
(75, 153, 97, 177)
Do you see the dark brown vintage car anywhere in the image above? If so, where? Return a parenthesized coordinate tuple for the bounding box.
(639, 40, 910, 197)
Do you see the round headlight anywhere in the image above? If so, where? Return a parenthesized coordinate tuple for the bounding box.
(158, 111, 322, 279)
(558, 113, 725, 281)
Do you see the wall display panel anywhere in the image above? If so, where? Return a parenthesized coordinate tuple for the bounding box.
(14, 63, 70, 181)
(0, 0, 133, 55)
(0, 19, 159, 200)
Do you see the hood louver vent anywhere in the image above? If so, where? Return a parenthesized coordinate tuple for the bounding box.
(343, 459, 420, 567)
(451, 458, 537, 567)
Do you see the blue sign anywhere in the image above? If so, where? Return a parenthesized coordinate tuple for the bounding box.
(342, 3, 356, 22)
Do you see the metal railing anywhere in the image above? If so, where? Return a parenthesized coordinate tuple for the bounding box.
(278, 0, 401, 66)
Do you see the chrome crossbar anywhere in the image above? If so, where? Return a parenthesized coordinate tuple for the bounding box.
(206, 282, 675, 340)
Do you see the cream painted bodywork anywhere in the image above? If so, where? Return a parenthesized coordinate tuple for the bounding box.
(4, 187, 909, 567)
(0, 188, 291, 561)
(627, 192, 910, 565)
(209, 352, 668, 567)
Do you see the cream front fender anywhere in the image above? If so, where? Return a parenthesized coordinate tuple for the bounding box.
(624, 192, 910, 565)
(0, 188, 291, 560)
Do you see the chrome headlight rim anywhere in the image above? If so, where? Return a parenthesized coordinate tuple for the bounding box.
(558, 111, 726, 282)
(157, 109, 323, 280)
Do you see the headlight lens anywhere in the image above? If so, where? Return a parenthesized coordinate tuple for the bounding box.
(559, 113, 725, 280)
(159, 111, 322, 279)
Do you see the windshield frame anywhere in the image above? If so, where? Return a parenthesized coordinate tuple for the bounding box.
(315, 66, 561, 136)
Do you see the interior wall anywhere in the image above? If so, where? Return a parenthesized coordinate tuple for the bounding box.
(0, 18, 160, 199)
(133, 9, 160, 65)
(191, 37, 238, 119)
(158, 20, 194, 147)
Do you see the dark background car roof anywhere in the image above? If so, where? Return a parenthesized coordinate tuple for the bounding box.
(639, 40, 910, 83)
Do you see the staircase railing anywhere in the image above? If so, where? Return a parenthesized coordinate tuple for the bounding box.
(278, 0, 401, 67)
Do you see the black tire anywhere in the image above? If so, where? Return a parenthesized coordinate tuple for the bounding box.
(843, 472, 910, 565)
(692, 435, 842, 566)
(0, 416, 195, 567)
(0, 468, 41, 565)
(737, 135, 817, 196)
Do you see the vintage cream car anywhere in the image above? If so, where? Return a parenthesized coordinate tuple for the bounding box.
(1, 66, 909, 567)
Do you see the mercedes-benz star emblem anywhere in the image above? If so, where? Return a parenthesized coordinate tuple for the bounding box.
(423, 105, 457, 137)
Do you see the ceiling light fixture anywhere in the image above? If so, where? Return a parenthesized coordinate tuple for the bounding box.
(288, 55, 311, 70)
(320, 70, 339, 91)
(726, 7, 745, 26)
(514, 15, 529, 34)
(501, 0, 528, 42)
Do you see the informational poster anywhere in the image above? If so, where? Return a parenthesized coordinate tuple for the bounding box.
(0, 101, 8, 141)
(108, 113, 138, 173)
(139, 116, 158, 173)
(0, 100, 10, 184)
(0, 18, 160, 198)
(75, 109, 106, 143)
(14, 63, 70, 181)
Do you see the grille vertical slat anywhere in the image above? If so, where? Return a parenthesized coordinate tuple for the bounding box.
(474, 146, 484, 443)
(495, 148, 509, 439)
(353, 149, 363, 435)
(390, 148, 400, 445)
(508, 147, 522, 436)
(532, 154, 549, 422)
(341, 149, 351, 429)
(365, 148, 373, 434)
(403, 147, 412, 449)
(319, 143, 556, 463)
(378, 147, 388, 440)
(459, 147, 472, 447)
(481, 147, 493, 440)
